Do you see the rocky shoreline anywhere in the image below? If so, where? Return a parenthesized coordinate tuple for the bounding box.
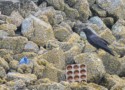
(0, 0, 125, 90)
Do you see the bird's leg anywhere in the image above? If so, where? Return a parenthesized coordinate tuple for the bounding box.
(94, 48, 99, 53)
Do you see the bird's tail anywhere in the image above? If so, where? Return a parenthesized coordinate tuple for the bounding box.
(105, 48, 115, 56)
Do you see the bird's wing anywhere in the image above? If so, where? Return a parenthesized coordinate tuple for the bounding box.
(89, 35, 109, 47)
(101, 38, 110, 45)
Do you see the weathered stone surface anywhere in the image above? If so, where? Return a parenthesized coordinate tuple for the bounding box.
(0, 36, 28, 53)
(102, 17, 114, 28)
(19, 0, 39, 17)
(13, 52, 37, 60)
(42, 64, 65, 82)
(9, 60, 18, 71)
(0, 0, 20, 15)
(53, 11, 65, 25)
(0, 23, 17, 36)
(0, 57, 9, 71)
(17, 61, 33, 74)
(39, 48, 65, 69)
(74, 53, 106, 82)
(101, 74, 125, 90)
(24, 41, 39, 53)
(112, 19, 125, 39)
(35, 7, 55, 25)
(100, 29, 116, 44)
(65, 44, 84, 65)
(21, 15, 55, 46)
(32, 58, 45, 79)
(70, 82, 108, 90)
(46, 0, 65, 10)
(0, 30, 9, 38)
(37, 82, 71, 90)
(91, 4, 107, 17)
(73, 0, 91, 22)
(7, 72, 37, 83)
(87, 0, 96, 6)
(53, 25, 72, 41)
(0, 67, 6, 78)
(8, 11, 24, 27)
(64, 4, 79, 19)
(89, 16, 106, 30)
(98, 49, 125, 75)
(96, 0, 125, 19)
(65, 0, 77, 7)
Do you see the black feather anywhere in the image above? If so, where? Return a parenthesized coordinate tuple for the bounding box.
(83, 28, 114, 56)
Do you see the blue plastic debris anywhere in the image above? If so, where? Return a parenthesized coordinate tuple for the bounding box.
(19, 57, 30, 64)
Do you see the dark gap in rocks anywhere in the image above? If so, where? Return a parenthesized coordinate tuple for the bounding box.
(37, 0, 46, 6)
(15, 25, 22, 36)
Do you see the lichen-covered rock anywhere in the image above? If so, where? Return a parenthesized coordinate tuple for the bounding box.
(35, 7, 55, 25)
(46, 0, 65, 10)
(91, 4, 107, 17)
(24, 41, 39, 53)
(8, 11, 24, 27)
(0, 67, 6, 78)
(101, 74, 125, 90)
(37, 82, 71, 90)
(17, 61, 33, 74)
(70, 82, 108, 90)
(14, 79, 27, 90)
(32, 58, 45, 79)
(21, 15, 55, 46)
(38, 48, 65, 69)
(102, 17, 114, 28)
(96, 0, 125, 19)
(0, 30, 9, 38)
(73, 0, 91, 22)
(0, 57, 9, 71)
(53, 11, 65, 25)
(53, 25, 72, 41)
(0, 85, 9, 90)
(87, 0, 96, 6)
(7, 72, 37, 83)
(9, 60, 18, 71)
(98, 49, 125, 75)
(0, 36, 28, 53)
(42, 64, 65, 82)
(0, 0, 20, 15)
(112, 19, 125, 39)
(13, 52, 37, 61)
(64, 4, 79, 19)
(89, 16, 106, 30)
(0, 23, 17, 36)
(19, 0, 39, 17)
(65, 0, 77, 7)
(74, 53, 106, 82)
(100, 29, 116, 44)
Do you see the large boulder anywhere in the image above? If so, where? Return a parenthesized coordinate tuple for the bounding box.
(112, 19, 125, 39)
(38, 48, 65, 69)
(7, 72, 37, 84)
(74, 53, 106, 82)
(70, 82, 108, 90)
(21, 15, 55, 46)
(0, 36, 28, 53)
(64, 4, 79, 20)
(73, 0, 91, 22)
(46, 0, 65, 10)
(0, 0, 20, 15)
(101, 74, 125, 90)
(96, 0, 125, 20)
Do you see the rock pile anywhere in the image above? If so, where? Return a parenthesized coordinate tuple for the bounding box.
(0, 0, 125, 90)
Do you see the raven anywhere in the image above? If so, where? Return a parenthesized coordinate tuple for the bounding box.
(83, 28, 115, 56)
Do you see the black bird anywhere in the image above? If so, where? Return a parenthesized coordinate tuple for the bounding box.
(83, 28, 115, 56)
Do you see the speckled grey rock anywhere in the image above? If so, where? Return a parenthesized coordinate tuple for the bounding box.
(24, 41, 39, 53)
(74, 53, 106, 83)
(21, 15, 55, 46)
